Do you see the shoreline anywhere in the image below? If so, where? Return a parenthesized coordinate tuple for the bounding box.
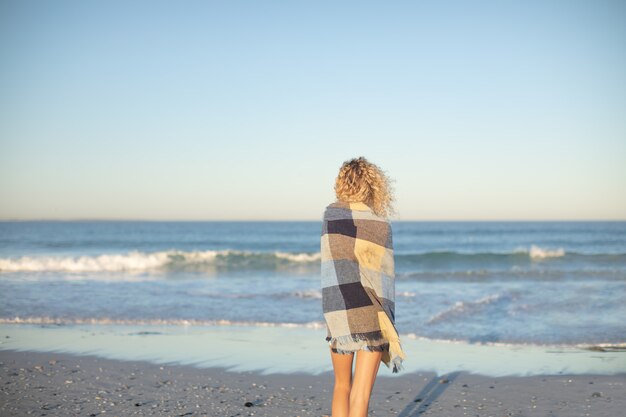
(2, 349, 625, 416)
(1, 323, 624, 378)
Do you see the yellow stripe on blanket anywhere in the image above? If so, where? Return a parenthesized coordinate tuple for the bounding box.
(378, 310, 406, 367)
(354, 238, 394, 277)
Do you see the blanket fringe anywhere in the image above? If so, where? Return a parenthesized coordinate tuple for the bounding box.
(325, 331, 385, 345)
(326, 332, 405, 373)
(324, 308, 406, 373)
(391, 356, 404, 373)
(326, 332, 390, 354)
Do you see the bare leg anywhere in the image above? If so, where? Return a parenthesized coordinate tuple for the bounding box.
(330, 347, 354, 417)
(348, 350, 382, 417)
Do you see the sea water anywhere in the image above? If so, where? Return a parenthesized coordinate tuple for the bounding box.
(1, 221, 625, 375)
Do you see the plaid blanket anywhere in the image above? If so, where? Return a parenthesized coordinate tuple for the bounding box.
(321, 200, 405, 373)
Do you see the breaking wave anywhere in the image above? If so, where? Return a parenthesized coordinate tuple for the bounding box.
(525, 245, 565, 259)
(1, 245, 624, 274)
(396, 246, 626, 266)
(397, 245, 568, 263)
(0, 249, 321, 273)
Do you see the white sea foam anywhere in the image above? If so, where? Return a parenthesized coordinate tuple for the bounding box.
(0, 251, 166, 272)
(404, 332, 626, 350)
(0, 249, 321, 273)
(0, 316, 328, 329)
(0, 250, 206, 272)
(426, 293, 509, 324)
(520, 245, 566, 259)
(0, 245, 571, 273)
(275, 252, 322, 262)
(3, 316, 621, 350)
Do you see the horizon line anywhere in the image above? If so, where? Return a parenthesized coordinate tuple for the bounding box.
(1, 218, 625, 222)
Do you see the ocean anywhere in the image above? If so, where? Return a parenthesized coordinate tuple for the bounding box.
(1, 220, 624, 349)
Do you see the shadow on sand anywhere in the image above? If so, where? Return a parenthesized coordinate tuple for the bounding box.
(397, 371, 461, 417)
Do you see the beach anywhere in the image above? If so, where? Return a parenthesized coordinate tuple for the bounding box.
(1, 322, 625, 416)
(1, 220, 625, 415)
(2, 349, 625, 417)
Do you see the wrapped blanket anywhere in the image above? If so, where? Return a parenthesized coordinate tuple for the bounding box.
(321, 200, 405, 373)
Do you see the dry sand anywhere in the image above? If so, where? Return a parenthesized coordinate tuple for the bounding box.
(1, 349, 624, 417)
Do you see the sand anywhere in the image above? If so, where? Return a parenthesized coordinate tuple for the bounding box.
(1, 349, 624, 417)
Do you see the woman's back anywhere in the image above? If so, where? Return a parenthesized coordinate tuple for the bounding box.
(321, 199, 404, 373)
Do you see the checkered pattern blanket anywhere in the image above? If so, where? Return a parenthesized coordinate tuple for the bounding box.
(321, 200, 405, 373)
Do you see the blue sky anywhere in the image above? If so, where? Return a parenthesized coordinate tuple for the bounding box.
(1, 0, 624, 220)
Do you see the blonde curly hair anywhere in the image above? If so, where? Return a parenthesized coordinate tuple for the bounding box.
(334, 156, 395, 219)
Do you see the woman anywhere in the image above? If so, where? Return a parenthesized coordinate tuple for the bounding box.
(321, 156, 405, 417)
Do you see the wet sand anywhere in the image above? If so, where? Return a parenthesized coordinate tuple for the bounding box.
(1, 349, 624, 417)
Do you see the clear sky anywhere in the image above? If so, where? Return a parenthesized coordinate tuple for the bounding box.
(1, 0, 624, 221)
